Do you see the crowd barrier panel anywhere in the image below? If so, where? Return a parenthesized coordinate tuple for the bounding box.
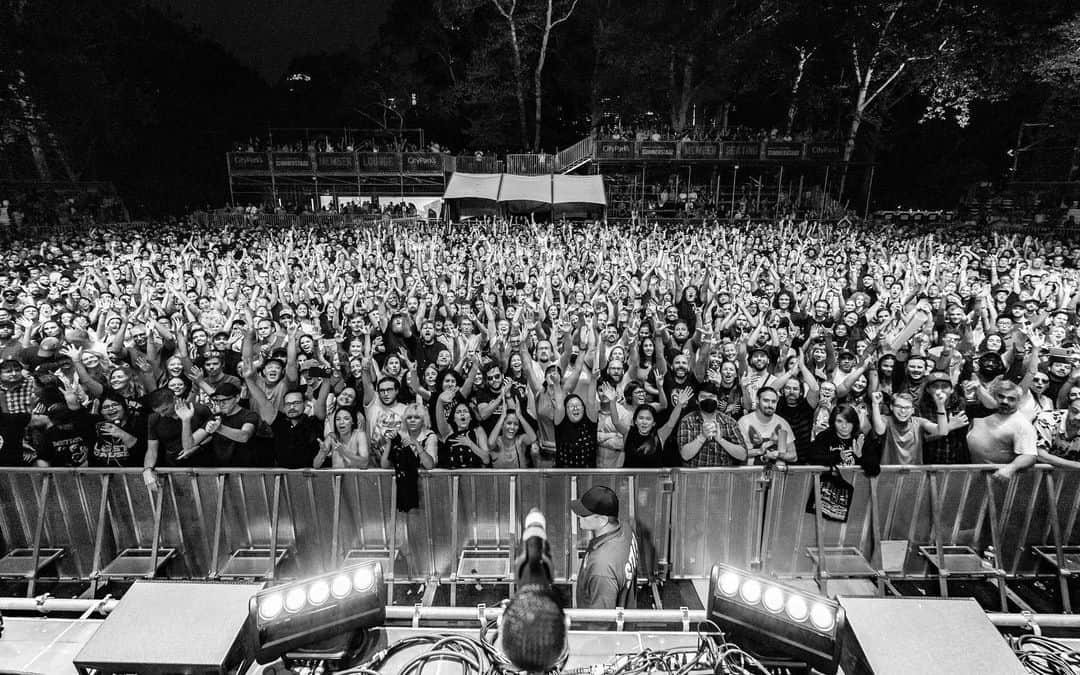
(0, 466, 1077, 594)
(670, 468, 762, 577)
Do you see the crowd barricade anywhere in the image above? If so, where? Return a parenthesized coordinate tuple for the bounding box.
(0, 467, 1077, 598)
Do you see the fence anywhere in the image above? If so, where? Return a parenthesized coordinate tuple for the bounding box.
(505, 154, 557, 176)
(0, 466, 1076, 597)
(191, 213, 423, 230)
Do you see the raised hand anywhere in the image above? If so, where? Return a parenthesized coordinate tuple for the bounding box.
(174, 399, 195, 421)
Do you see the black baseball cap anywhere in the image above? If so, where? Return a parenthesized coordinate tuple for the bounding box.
(211, 382, 241, 398)
(571, 486, 619, 518)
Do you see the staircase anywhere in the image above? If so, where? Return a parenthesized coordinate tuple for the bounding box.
(556, 137, 595, 174)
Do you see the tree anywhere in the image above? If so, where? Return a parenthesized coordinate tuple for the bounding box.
(783, 45, 816, 136)
(918, 3, 1077, 127)
(532, 0, 581, 149)
(836, 0, 951, 164)
(487, 0, 531, 148)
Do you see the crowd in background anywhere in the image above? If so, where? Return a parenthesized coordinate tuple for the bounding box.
(1, 217, 1079, 505)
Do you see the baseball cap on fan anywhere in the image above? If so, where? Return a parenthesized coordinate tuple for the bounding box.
(570, 486, 619, 518)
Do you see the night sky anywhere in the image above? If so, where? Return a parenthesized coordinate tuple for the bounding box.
(146, 0, 392, 82)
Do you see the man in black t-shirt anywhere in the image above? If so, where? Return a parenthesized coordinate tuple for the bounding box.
(145, 388, 211, 475)
(201, 382, 258, 466)
(243, 365, 329, 469)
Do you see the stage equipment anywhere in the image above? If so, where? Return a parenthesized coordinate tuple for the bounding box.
(707, 563, 842, 674)
(249, 561, 386, 664)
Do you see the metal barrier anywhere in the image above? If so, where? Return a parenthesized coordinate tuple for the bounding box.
(0, 467, 1077, 602)
(505, 154, 557, 176)
(450, 156, 503, 174)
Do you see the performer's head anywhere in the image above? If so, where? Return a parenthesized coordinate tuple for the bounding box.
(500, 586, 567, 672)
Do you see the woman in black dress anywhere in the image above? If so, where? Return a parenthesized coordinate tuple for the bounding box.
(435, 400, 490, 468)
(554, 393, 598, 468)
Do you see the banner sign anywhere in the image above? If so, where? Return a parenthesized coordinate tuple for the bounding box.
(765, 142, 805, 159)
(806, 142, 843, 159)
(638, 141, 678, 159)
(595, 140, 634, 159)
(680, 142, 719, 159)
(272, 152, 313, 172)
(403, 152, 444, 174)
(358, 153, 402, 173)
(720, 142, 762, 160)
(228, 153, 269, 172)
(315, 152, 356, 173)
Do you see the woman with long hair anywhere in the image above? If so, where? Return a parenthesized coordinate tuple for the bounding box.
(608, 387, 690, 468)
(316, 408, 370, 468)
(486, 402, 537, 469)
(436, 399, 490, 468)
(88, 392, 145, 467)
(807, 404, 877, 472)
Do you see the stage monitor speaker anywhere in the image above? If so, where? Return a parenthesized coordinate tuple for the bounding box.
(837, 597, 1027, 675)
(73, 580, 262, 674)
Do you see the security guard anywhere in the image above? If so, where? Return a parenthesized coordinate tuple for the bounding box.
(572, 485, 638, 609)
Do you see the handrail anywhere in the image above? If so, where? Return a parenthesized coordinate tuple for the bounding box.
(3, 595, 1078, 633)
(0, 464, 1056, 475)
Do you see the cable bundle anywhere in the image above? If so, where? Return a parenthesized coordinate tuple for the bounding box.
(329, 620, 775, 675)
(1010, 635, 1080, 675)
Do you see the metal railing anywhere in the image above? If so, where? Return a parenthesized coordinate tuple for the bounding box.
(505, 154, 558, 176)
(0, 466, 1075, 598)
(191, 213, 422, 229)
(556, 138, 595, 172)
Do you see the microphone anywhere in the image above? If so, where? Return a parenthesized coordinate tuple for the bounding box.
(516, 508, 554, 590)
(503, 509, 565, 673)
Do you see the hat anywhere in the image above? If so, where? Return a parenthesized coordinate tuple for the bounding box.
(501, 587, 566, 672)
(38, 337, 60, 352)
(748, 345, 771, 358)
(211, 382, 241, 398)
(571, 486, 619, 519)
(838, 349, 857, 360)
(925, 372, 952, 386)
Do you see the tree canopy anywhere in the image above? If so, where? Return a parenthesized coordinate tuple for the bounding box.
(2, 0, 1078, 212)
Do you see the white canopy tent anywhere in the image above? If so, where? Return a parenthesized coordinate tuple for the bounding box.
(443, 173, 606, 218)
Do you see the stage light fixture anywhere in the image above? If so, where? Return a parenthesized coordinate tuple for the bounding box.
(707, 563, 843, 674)
(249, 561, 386, 664)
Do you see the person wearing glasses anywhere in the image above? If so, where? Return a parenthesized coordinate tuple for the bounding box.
(241, 361, 330, 469)
(365, 375, 407, 441)
(89, 392, 144, 467)
(1033, 385, 1080, 471)
(195, 381, 259, 466)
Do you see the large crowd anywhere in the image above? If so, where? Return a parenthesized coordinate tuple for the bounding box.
(0, 217, 1078, 505)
